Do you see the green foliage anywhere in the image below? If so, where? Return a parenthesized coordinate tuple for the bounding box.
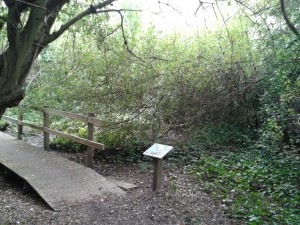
(252, 0, 300, 152)
(23, 9, 260, 139)
(1, 2, 299, 224)
(168, 123, 254, 165)
(258, 39, 300, 151)
(50, 127, 87, 152)
(48, 123, 150, 161)
(0, 119, 9, 131)
(95, 128, 150, 162)
(119, 137, 150, 162)
(193, 123, 254, 149)
(189, 148, 300, 224)
(95, 129, 127, 150)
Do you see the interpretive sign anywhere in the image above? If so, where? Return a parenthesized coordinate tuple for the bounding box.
(143, 143, 173, 159)
(143, 143, 174, 192)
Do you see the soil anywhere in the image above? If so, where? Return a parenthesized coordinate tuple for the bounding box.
(0, 130, 232, 225)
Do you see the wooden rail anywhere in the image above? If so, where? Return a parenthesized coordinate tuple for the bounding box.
(2, 107, 106, 168)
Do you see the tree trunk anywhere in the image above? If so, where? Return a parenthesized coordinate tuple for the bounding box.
(0, 0, 48, 118)
(0, 46, 41, 118)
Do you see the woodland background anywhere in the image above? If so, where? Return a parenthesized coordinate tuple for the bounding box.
(0, 0, 299, 224)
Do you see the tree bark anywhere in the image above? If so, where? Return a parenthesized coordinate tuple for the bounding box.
(0, 0, 48, 117)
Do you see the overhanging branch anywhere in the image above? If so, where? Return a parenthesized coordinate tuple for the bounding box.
(16, 0, 47, 10)
(116, 10, 145, 63)
(44, 0, 117, 45)
(280, 0, 299, 36)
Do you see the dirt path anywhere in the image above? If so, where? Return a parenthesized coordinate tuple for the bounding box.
(0, 132, 231, 225)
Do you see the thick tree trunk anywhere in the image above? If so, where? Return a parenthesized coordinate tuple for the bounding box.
(0, 46, 40, 118)
(0, 0, 48, 118)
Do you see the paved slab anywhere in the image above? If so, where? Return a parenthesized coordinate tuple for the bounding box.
(0, 132, 125, 210)
(107, 177, 138, 190)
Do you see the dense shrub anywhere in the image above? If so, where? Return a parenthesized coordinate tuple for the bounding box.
(193, 123, 254, 149)
(0, 119, 9, 131)
(95, 129, 150, 162)
(49, 127, 87, 152)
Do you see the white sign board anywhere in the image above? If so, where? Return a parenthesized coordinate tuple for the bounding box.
(143, 143, 174, 159)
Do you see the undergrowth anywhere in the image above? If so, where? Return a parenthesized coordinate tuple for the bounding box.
(49, 127, 150, 162)
(0, 120, 9, 131)
(168, 124, 300, 224)
(180, 141, 300, 224)
(49, 127, 87, 152)
(95, 129, 150, 162)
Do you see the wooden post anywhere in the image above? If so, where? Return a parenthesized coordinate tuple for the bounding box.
(17, 107, 23, 140)
(87, 113, 95, 168)
(43, 106, 50, 151)
(153, 158, 163, 192)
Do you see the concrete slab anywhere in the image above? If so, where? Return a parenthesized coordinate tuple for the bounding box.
(106, 177, 138, 190)
(0, 132, 125, 210)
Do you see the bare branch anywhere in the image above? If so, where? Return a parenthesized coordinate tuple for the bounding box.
(194, 0, 215, 16)
(158, 1, 182, 15)
(16, 0, 47, 10)
(280, 0, 299, 36)
(44, 0, 117, 45)
(194, 0, 203, 15)
(116, 10, 145, 63)
(234, 0, 272, 33)
(87, 8, 144, 63)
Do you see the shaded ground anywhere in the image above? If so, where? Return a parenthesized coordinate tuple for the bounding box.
(0, 131, 231, 225)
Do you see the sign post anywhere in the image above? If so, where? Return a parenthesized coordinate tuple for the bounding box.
(143, 143, 173, 192)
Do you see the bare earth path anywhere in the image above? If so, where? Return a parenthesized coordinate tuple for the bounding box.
(0, 132, 232, 225)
